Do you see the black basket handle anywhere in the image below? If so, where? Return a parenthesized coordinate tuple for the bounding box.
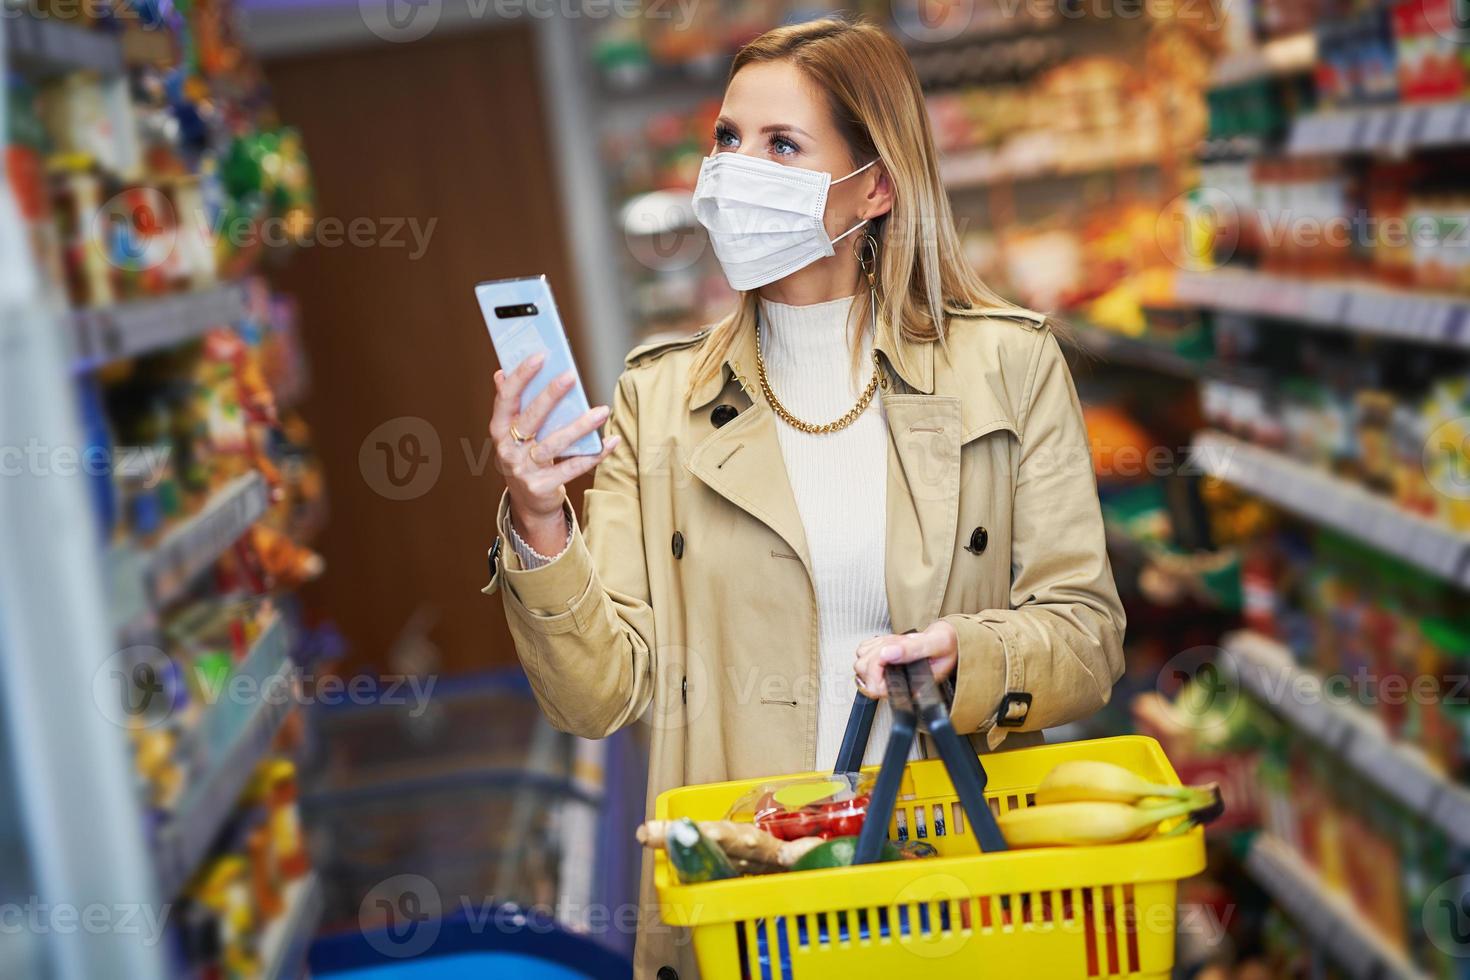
(835, 659, 1008, 862)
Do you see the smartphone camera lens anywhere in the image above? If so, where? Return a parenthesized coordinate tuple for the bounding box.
(494, 303, 539, 319)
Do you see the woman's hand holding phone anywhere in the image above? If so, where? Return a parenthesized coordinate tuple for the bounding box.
(491, 352, 620, 556)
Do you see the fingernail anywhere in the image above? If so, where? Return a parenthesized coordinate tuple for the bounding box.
(530, 353, 546, 366)
(607, 435, 622, 449)
(560, 372, 576, 386)
(594, 405, 611, 418)
(880, 645, 902, 663)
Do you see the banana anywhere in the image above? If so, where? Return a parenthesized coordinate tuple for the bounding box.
(996, 798, 1198, 849)
(1034, 760, 1202, 806)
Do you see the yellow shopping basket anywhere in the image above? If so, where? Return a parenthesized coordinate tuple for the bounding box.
(653, 661, 1206, 979)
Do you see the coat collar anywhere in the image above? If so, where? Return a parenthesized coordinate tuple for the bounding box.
(687, 311, 935, 410)
(685, 303, 1034, 444)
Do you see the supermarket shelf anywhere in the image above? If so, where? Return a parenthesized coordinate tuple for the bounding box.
(1190, 431, 1470, 587)
(5, 12, 125, 78)
(898, 9, 1059, 51)
(1244, 834, 1427, 980)
(1174, 269, 1470, 349)
(260, 874, 323, 980)
(941, 147, 1158, 190)
(1288, 100, 1470, 157)
(72, 284, 247, 370)
(154, 614, 297, 898)
(595, 57, 729, 103)
(1225, 631, 1470, 849)
(1072, 324, 1206, 379)
(143, 471, 270, 608)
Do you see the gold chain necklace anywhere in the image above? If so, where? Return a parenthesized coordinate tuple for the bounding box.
(754, 321, 882, 435)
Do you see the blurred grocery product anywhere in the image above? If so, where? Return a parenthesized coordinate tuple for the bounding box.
(4, 0, 331, 975)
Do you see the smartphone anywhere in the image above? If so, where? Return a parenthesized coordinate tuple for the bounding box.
(475, 275, 602, 457)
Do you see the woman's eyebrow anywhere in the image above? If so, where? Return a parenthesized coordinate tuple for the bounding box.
(760, 123, 812, 138)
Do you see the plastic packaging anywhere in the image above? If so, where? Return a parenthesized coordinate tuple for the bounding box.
(723, 772, 875, 842)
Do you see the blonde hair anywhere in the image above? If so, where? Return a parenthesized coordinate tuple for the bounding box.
(687, 16, 1033, 395)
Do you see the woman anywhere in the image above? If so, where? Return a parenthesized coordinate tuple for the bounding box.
(483, 17, 1124, 978)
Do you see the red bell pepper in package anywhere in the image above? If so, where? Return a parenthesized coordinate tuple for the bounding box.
(723, 772, 876, 842)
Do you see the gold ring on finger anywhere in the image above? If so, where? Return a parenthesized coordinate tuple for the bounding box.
(509, 423, 530, 444)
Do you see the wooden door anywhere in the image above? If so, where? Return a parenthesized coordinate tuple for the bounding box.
(262, 25, 586, 677)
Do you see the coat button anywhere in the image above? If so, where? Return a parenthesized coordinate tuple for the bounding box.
(967, 526, 988, 554)
(657, 969, 679, 980)
(710, 404, 739, 428)
(671, 531, 685, 559)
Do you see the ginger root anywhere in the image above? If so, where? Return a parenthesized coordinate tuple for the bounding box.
(637, 820, 823, 871)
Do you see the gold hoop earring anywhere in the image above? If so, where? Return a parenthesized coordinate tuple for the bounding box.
(854, 232, 879, 289)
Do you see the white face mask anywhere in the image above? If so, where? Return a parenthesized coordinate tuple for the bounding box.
(691, 152, 877, 292)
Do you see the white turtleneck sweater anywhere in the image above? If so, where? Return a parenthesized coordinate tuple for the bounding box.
(511, 294, 915, 769)
(758, 295, 916, 770)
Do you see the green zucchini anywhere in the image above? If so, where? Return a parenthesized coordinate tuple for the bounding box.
(665, 817, 738, 884)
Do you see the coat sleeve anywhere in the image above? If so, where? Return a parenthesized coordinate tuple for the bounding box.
(481, 371, 657, 739)
(943, 327, 1126, 748)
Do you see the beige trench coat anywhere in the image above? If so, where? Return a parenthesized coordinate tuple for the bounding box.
(482, 305, 1125, 979)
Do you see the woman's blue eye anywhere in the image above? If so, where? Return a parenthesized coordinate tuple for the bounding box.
(714, 127, 739, 149)
(771, 135, 798, 156)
